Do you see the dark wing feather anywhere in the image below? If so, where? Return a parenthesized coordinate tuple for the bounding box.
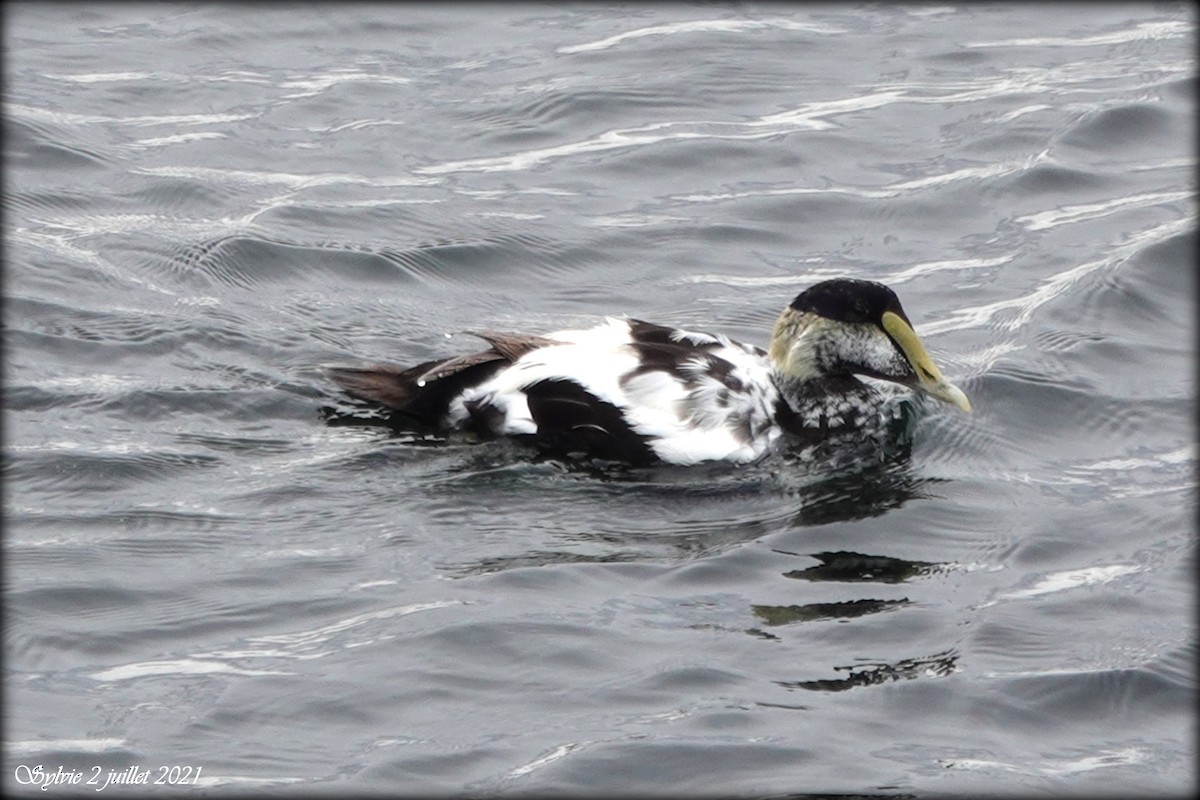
(523, 379, 656, 464)
(327, 356, 505, 422)
(626, 318, 723, 347)
(467, 330, 562, 362)
(327, 362, 428, 409)
(326, 330, 563, 423)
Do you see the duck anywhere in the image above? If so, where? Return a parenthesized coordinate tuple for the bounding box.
(327, 278, 970, 466)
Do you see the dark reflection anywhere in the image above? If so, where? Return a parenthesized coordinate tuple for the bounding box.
(782, 551, 940, 584)
(757, 451, 955, 692)
(786, 454, 945, 527)
(751, 598, 910, 627)
(447, 549, 640, 576)
(323, 388, 955, 590)
(776, 649, 959, 693)
(443, 519, 776, 578)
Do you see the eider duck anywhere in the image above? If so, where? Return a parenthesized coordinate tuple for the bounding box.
(328, 279, 970, 466)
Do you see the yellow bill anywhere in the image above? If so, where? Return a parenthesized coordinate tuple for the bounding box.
(881, 311, 971, 412)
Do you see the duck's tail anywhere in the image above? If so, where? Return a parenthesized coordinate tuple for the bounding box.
(325, 330, 562, 422)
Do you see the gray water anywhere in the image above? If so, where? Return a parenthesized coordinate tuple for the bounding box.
(4, 3, 1195, 796)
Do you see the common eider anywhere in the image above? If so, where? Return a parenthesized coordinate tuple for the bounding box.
(328, 279, 970, 466)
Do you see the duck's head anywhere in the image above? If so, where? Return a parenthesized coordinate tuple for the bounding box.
(769, 278, 970, 411)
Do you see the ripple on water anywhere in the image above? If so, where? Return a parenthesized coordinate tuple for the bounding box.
(993, 665, 1191, 723)
(8, 448, 222, 494)
(11, 508, 235, 546)
(1060, 103, 1178, 153)
(1007, 163, 1113, 195)
(6, 297, 201, 365)
(174, 235, 409, 290)
(4, 114, 115, 173)
(968, 362, 1189, 474)
(456, 85, 696, 144)
(510, 740, 816, 796)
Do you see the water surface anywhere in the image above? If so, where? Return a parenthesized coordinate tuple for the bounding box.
(4, 3, 1195, 796)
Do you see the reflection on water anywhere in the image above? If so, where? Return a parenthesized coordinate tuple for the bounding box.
(446, 549, 642, 578)
(784, 452, 944, 527)
(776, 649, 960, 693)
(751, 451, 959, 692)
(751, 597, 910, 626)
(782, 551, 940, 584)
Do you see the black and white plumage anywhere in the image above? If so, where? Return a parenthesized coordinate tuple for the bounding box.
(327, 279, 970, 466)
